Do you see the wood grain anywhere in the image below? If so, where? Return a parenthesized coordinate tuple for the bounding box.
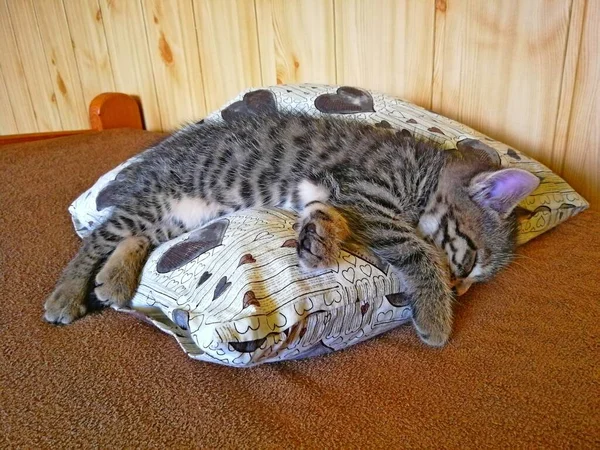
(142, 0, 207, 130)
(99, 0, 161, 130)
(561, 0, 599, 205)
(193, 0, 262, 111)
(0, 0, 598, 198)
(62, 0, 116, 109)
(551, 0, 586, 170)
(0, 54, 18, 134)
(34, 0, 88, 130)
(431, 0, 571, 165)
(0, 0, 34, 134)
(5, 0, 62, 131)
(335, 0, 435, 108)
(256, 0, 335, 85)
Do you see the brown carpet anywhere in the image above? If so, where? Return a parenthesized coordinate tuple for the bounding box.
(1, 130, 598, 448)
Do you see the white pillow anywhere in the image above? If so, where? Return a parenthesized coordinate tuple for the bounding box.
(117, 208, 410, 367)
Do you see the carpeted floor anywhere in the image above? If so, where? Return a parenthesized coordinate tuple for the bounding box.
(0, 130, 598, 448)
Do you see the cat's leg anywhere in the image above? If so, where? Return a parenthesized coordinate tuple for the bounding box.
(94, 236, 150, 307)
(294, 180, 350, 269)
(296, 201, 350, 270)
(44, 222, 123, 324)
(44, 204, 184, 324)
(361, 216, 454, 347)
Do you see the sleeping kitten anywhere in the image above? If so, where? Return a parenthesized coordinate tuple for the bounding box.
(44, 113, 539, 346)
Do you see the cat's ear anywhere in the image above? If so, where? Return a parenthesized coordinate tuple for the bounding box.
(469, 169, 540, 217)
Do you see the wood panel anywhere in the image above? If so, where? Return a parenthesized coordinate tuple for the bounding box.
(551, 0, 586, 170)
(99, 0, 161, 130)
(335, 0, 435, 108)
(561, 0, 599, 205)
(62, 0, 116, 109)
(142, 0, 207, 130)
(34, 0, 88, 130)
(4, 0, 62, 131)
(193, 0, 262, 111)
(0, 0, 598, 199)
(256, 0, 335, 86)
(0, 0, 36, 134)
(432, 0, 571, 165)
(0, 53, 18, 134)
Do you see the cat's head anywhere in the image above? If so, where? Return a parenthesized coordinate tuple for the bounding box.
(418, 144, 539, 295)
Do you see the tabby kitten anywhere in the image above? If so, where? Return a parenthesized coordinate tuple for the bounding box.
(44, 113, 539, 346)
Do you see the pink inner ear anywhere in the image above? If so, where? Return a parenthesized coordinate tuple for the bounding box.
(473, 169, 540, 215)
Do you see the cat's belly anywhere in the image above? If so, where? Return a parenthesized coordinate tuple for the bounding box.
(168, 196, 224, 229)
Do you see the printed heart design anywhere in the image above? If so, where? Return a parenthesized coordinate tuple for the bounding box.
(196, 271, 211, 287)
(253, 230, 272, 241)
(406, 118, 418, 124)
(293, 297, 314, 315)
(324, 290, 343, 306)
(238, 254, 256, 267)
(281, 238, 298, 248)
(267, 312, 288, 331)
(96, 181, 122, 211)
(361, 302, 370, 316)
(507, 148, 521, 160)
(376, 120, 391, 129)
(315, 86, 375, 114)
(455, 139, 501, 168)
(376, 310, 394, 323)
(157, 219, 229, 273)
(342, 254, 357, 266)
(172, 309, 189, 330)
(428, 126, 445, 135)
(213, 276, 231, 301)
(385, 292, 411, 307)
(398, 129, 412, 138)
(229, 337, 267, 353)
(342, 267, 355, 283)
(221, 90, 277, 123)
(243, 290, 261, 308)
(359, 264, 372, 277)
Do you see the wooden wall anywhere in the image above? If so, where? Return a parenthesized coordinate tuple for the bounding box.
(0, 0, 597, 204)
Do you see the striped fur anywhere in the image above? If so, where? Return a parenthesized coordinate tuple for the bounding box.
(44, 113, 535, 347)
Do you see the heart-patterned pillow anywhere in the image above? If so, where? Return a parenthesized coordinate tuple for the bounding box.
(118, 208, 410, 367)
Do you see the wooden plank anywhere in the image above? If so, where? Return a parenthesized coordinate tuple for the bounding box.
(62, 0, 116, 108)
(0, 64, 18, 135)
(141, 0, 207, 130)
(551, 0, 585, 171)
(98, 0, 162, 130)
(34, 0, 88, 130)
(5, 0, 63, 132)
(431, 0, 571, 165)
(256, 0, 335, 86)
(561, 0, 599, 205)
(334, 0, 435, 108)
(0, 130, 93, 146)
(193, 0, 262, 111)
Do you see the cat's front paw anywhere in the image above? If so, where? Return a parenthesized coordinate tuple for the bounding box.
(44, 279, 88, 325)
(296, 204, 349, 270)
(411, 293, 453, 347)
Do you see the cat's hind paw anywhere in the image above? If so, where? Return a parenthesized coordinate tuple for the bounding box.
(296, 203, 349, 270)
(94, 236, 149, 307)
